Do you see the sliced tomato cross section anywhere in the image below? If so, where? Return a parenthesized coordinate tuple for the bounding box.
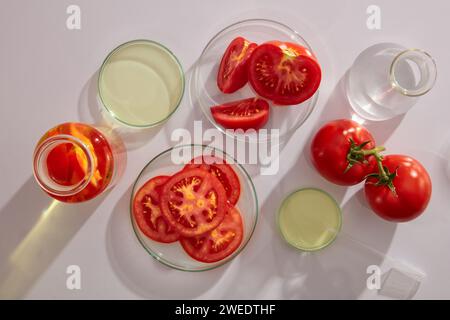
(132, 175, 179, 243)
(210, 97, 269, 130)
(160, 168, 227, 237)
(217, 37, 258, 93)
(184, 155, 241, 205)
(180, 206, 244, 263)
(248, 41, 321, 106)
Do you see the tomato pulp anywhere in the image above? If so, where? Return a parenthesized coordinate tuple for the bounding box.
(180, 206, 244, 263)
(248, 41, 321, 105)
(184, 155, 241, 205)
(132, 175, 180, 243)
(160, 168, 228, 237)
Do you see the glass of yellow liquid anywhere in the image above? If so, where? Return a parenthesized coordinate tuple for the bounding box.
(277, 188, 342, 252)
(98, 40, 184, 128)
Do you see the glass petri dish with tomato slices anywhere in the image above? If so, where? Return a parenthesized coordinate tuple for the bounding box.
(130, 145, 258, 271)
(193, 19, 319, 144)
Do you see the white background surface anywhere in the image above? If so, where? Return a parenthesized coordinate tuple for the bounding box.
(1, 0, 450, 299)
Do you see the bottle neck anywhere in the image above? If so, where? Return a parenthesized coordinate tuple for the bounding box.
(33, 134, 95, 197)
(389, 48, 437, 97)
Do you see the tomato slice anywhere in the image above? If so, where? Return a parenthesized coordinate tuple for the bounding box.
(217, 37, 258, 93)
(248, 41, 321, 105)
(210, 97, 269, 130)
(160, 168, 227, 237)
(180, 206, 244, 263)
(184, 155, 241, 205)
(132, 175, 179, 243)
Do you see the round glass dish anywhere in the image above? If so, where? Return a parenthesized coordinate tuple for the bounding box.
(130, 144, 259, 271)
(277, 188, 342, 252)
(98, 39, 185, 128)
(193, 19, 319, 143)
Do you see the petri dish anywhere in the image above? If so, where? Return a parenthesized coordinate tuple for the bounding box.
(278, 188, 341, 252)
(193, 19, 319, 143)
(98, 40, 185, 128)
(130, 144, 259, 271)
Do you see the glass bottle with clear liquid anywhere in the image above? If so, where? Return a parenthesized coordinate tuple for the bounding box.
(346, 43, 437, 121)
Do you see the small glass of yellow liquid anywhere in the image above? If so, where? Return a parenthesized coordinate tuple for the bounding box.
(98, 40, 184, 128)
(278, 188, 342, 252)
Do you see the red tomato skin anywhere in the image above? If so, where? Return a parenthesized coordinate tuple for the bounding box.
(217, 37, 257, 93)
(210, 98, 269, 130)
(364, 155, 432, 222)
(310, 119, 377, 186)
(247, 41, 321, 106)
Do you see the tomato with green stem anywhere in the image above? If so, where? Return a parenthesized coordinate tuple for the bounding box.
(364, 155, 432, 222)
(310, 119, 380, 186)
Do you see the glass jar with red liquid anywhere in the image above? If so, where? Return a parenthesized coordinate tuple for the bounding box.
(33, 122, 126, 202)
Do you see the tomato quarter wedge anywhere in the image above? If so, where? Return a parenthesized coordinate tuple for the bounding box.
(211, 97, 269, 130)
(248, 41, 321, 105)
(217, 37, 257, 94)
(160, 168, 227, 237)
(184, 155, 241, 205)
(132, 175, 180, 243)
(180, 206, 244, 263)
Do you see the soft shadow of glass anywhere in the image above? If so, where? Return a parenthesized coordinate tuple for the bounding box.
(0, 177, 107, 298)
(78, 71, 162, 151)
(220, 146, 347, 299)
(105, 186, 227, 299)
(268, 189, 396, 299)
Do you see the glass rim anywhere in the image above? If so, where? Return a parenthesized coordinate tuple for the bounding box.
(277, 187, 342, 252)
(193, 18, 319, 144)
(33, 134, 95, 196)
(389, 48, 437, 97)
(129, 144, 259, 272)
(98, 39, 185, 128)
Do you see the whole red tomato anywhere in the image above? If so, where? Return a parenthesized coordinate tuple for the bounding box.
(310, 119, 378, 185)
(364, 155, 432, 222)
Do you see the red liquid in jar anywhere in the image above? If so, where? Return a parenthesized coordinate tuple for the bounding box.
(39, 123, 115, 202)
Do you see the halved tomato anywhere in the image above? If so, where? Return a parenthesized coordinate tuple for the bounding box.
(210, 97, 269, 130)
(132, 175, 179, 243)
(217, 37, 258, 93)
(248, 41, 321, 105)
(160, 168, 227, 237)
(184, 155, 241, 205)
(180, 206, 244, 263)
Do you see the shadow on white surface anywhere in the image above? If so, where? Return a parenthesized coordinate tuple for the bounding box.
(220, 150, 397, 299)
(106, 186, 228, 299)
(0, 177, 106, 298)
(78, 71, 162, 151)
